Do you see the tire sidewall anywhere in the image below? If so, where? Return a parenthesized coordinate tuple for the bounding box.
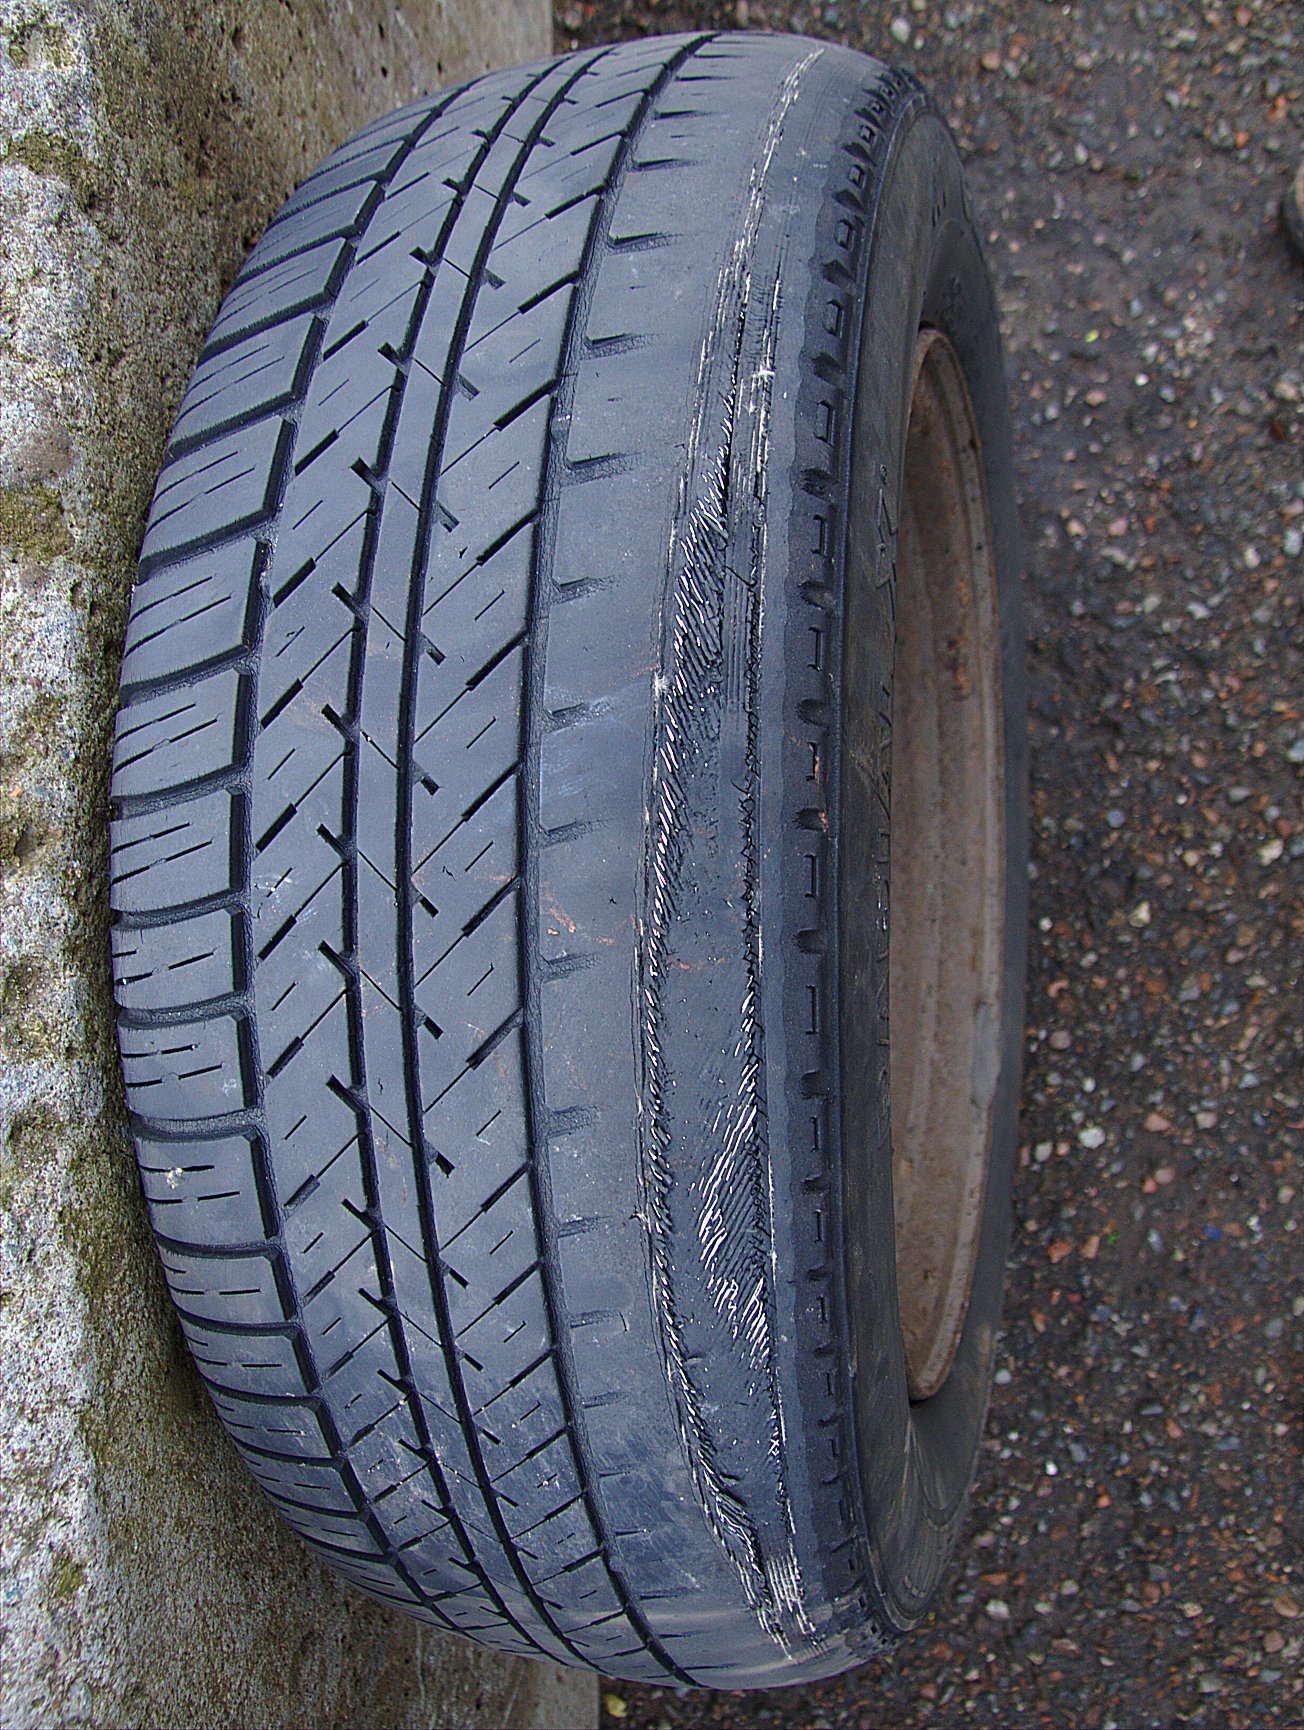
(838, 104, 1028, 1632)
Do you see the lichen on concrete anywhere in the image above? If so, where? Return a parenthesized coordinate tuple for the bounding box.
(0, 4, 595, 1727)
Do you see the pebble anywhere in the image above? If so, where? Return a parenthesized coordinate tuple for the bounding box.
(890, 16, 911, 43)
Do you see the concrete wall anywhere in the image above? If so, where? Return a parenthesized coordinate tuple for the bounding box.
(1, 4, 597, 1726)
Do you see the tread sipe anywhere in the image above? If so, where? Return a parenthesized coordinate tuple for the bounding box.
(111, 32, 1026, 1687)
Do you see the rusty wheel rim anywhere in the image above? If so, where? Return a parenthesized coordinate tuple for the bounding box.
(889, 328, 1007, 1404)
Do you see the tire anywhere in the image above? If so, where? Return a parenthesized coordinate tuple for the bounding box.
(110, 33, 1026, 1688)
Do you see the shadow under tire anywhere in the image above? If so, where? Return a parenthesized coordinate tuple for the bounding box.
(110, 32, 1026, 1687)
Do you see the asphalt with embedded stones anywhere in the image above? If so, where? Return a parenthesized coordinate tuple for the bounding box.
(553, 2, 1303, 1725)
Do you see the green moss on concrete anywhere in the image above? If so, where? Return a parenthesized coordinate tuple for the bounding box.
(0, 484, 74, 560)
(6, 17, 75, 69)
(0, 959, 58, 1060)
(0, 1103, 65, 1211)
(48, 1552, 86, 1604)
(2, 130, 99, 212)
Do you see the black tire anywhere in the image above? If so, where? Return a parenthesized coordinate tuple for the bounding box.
(111, 33, 1026, 1687)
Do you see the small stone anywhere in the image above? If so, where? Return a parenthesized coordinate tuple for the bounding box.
(890, 15, 912, 43)
(1286, 737, 1304, 765)
(980, 47, 1001, 71)
(985, 1597, 1011, 1621)
(1258, 837, 1284, 865)
(1273, 1591, 1301, 1619)
(1079, 1126, 1106, 1150)
(1144, 1111, 1171, 1133)
(1049, 1029, 1072, 1051)
(1243, 544, 1261, 570)
(604, 1695, 628, 1720)
(1264, 1628, 1285, 1653)
(1106, 807, 1126, 829)
(1182, 1600, 1203, 1619)
(1128, 899, 1152, 927)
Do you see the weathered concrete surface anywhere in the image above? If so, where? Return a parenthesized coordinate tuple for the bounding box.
(0, 4, 597, 1727)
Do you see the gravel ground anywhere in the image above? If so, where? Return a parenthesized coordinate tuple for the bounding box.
(554, 2, 1302, 1725)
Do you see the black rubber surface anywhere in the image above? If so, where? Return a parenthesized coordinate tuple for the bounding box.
(111, 33, 1025, 1687)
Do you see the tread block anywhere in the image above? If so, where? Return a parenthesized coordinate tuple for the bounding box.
(281, 1138, 370, 1297)
(158, 1243, 285, 1327)
(413, 642, 525, 790)
(582, 246, 685, 350)
(442, 1204, 539, 1325)
(431, 396, 550, 550)
(250, 802, 344, 959)
(411, 776, 519, 939)
(249, 1455, 357, 1513)
(537, 830, 628, 963)
(545, 1105, 641, 1236)
(298, 1231, 386, 1364)
(549, 470, 652, 590)
(208, 1389, 335, 1459)
(538, 695, 642, 834)
(120, 539, 257, 681)
(112, 668, 244, 798)
(418, 515, 533, 689)
(181, 1315, 301, 1396)
(109, 788, 238, 914)
(260, 581, 357, 724)
(120, 1012, 249, 1122)
(564, 345, 672, 465)
(320, 241, 431, 360)
(279, 133, 410, 221)
(205, 238, 349, 354)
(249, 178, 381, 274)
(277, 1501, 386, 1557)
(424, 1042, 530, 1242)
(413, 899, 520, 1099)
(254, 910, 348, 1073)
(112, 906, 239, 1012)
(170, 313, 319, 451)
(541, 563, 657, 708)
(137, 1131, 264, 1244)
(140, 417, 287, 566)
(264, 1076, 360, 1203)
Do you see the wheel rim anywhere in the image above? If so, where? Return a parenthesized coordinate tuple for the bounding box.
(890, 328, 1007, 1404)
